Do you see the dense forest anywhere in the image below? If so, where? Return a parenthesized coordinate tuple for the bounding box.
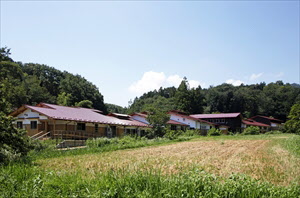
(127, 79, 300, 121)
(1, 47, 299, 121)
(0, 47, 107, 114)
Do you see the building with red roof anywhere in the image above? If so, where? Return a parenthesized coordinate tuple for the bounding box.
(190, 113, 242, 132)
(10, 103, 150, 139)
(250, 115, 284, 130)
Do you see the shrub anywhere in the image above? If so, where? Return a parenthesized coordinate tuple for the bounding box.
(86, 137, 111, 147)
(207, 128, 221, 136)
(143, 128, 156, 139)
(0, 113, 34, 164)
(164, 129, 183, 140)
(183, 129, 198, 137)
(243, 126, 260, 135)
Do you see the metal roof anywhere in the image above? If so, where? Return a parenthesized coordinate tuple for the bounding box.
(242, 119, 270, 127)
(250, 115, 283, 123)
(190, 113, 241, 119)
(167, 119, 189, 126)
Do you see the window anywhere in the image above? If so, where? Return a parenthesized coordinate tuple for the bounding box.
(30, 121, 37, 129)
(171, 125, 177, 130)
(17, 121, 23, 129)
(77, 123, 86, 131)
(183, 118, 186, 121)
(95, 124, 98, 133)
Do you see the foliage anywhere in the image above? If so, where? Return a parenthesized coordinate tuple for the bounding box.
(284, 103, 300, 134)
(164, 129, 183, 140)
(0, 47, 107, 113)
(128, 80, 300, 121)
(75, 100, 93, 108)
(146, 107, 170, 137)
(105, 103, 127, 114)
(57, 92, 72, 106)
(183, 129, 199, 136)
(207, 128, 221, 136)
(0, 113, 33, 164)
(1, 163, 299, 197)
(243, 126, 260, 135)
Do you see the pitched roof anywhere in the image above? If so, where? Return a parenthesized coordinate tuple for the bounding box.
(13, 103, 149, 127)
(167, 119, 189, 126)
(190, 113, 241, 119)
(108, 113, 131, 119)
(167, 111, 200, 121)
(130, 112, 148, 118)
(250, 115, 283, 123)
(242, 119, 270, 127)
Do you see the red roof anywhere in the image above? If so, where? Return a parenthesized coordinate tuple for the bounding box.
(167, 119, 189, 126)
(242, 119, 270, 127)
(190, 113, 241, 119)
(130, 112, 148, 118)
(17, 103, 149, 127)
(251, 115, 283, 123)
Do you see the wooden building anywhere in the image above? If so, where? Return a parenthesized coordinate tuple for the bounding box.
(10, 103, 150, 140)
(190, 113, 243, 132)
(250, 115, 284, 131)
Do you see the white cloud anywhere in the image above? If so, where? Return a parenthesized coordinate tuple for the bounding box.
(129, 71, 166, 94)
(189, 80, 201, 88)
(166, 75, 182, 87)
(250, 73, 263, 81)
(129, 71, 205, 94)
(226, 79, 244, 86)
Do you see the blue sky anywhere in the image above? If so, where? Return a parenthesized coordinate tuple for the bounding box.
(1, 1, 299, 107)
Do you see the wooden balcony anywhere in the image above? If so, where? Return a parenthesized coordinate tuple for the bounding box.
(51, 130, 103, 140)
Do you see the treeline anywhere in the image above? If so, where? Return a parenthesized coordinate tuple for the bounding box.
(128, 77, 300, 121)
(0, 47, 107, 114)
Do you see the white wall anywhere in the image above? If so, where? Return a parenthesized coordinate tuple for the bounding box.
(169, 114, 200, 129)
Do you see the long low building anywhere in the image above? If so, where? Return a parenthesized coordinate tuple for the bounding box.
(10, 103, 150, 139)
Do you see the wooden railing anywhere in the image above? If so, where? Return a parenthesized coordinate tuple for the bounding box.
(51, 130, 102, 140)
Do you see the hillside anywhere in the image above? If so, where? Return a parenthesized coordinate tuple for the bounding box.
(0, 47, 107, 113)
(128, 79, 300, 121)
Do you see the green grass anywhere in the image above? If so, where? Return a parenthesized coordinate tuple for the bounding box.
(29, 136, 193, 160)
(1, 133, 299, 197)
(1, 164, 299, 198)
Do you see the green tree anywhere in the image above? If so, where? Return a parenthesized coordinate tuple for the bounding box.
(175, 77, 192, 113)
(284, 103, 300, 134)
(0, 112, 33, 164)
(0, 47, 13, 62)
(57, 92, 72, 106)
(75, 100, 93, 108)
(146, 107, 170, 137)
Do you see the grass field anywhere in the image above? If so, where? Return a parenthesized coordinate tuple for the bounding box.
(1, 134, 300, 197)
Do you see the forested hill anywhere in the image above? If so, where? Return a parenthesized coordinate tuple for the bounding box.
(1, 47, 299, 120)
(0, 47, 107, 113)
(128, 78, 300, 121)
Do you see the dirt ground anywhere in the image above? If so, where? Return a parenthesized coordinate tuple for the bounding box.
(38, 139, 300, 186)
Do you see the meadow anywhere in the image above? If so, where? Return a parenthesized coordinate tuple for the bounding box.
(1, 133, 300, 197)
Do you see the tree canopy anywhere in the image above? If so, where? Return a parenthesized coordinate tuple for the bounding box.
(0, 47, 107, 113)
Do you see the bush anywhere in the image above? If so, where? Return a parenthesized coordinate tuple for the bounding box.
(207, 128, 221, 136)
(164, 129, 183, 140)
(143, 128, 156, 139)
(0, 113, 34, 164)
(243, 126, 260, 135)
(183, 130, 199, 137)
